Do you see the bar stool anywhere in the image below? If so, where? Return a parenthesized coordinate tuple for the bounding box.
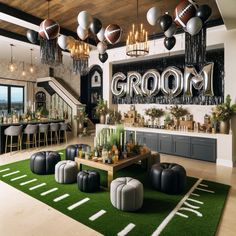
(50, 123, 59, 145)
(24, 124, 38, 149)
(38, 123, 49, 147)
(59, 122, 68, 144)
(4, 125, 23, 153)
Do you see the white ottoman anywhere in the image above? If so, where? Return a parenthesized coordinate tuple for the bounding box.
(110, 177, 143, 211)
(55, 160, 78, 184)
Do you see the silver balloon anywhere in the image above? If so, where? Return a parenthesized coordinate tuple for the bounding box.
(111, 72, 126, 97)
(146, 7, 158, 26)
(97, 27, 105, 42)
(186, 17, 203, 36)
(97, 41, 107, 54)
(141, 69, 161, 96)
(164, 24, 177, 38)
(184, 63, 214, 97)
(77, 25, 88, 40)
(127, 72, 142, 97)
(77, 11, 93, 30)
(161, 67, 183, 97)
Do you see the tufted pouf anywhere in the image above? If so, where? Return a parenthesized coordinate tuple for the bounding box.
(110, 177, 143, 212)
(55, 160, 78, 184)
(66, 144, 91, 161)
(150, 163, 186, 194)
(30, 151, 61, 175)
(77, 170, 100, 192)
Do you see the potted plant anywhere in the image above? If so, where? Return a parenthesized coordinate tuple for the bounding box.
(95, 99, 108, 124)
(145, 108, 164, 127)
(168, 105, 189, 127)
(74, 107, 88, 131)
(108, 109, 122, 125)
(213, 95, 236, 134)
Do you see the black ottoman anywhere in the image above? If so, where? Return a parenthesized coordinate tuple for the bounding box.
(150, 163, 186, 194)
(77, 170, 100, 192)
(66, 144, 91, 161)
(30, 151, 61, 175)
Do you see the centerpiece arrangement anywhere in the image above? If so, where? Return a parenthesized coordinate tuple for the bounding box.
(95, 99, 108, 124)
(145, 107, 164, 127)
(74, 107, 88, 132)
(168, 105, 189, 128)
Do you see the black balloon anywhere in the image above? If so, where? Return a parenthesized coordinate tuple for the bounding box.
(90, 18, 102, 34)
(164, 36, 176, 50)
(26, 29, 38, 44)
(159, 14, 173, 32)
(99, 52, 108, 63)
(196, 5, 212, 22)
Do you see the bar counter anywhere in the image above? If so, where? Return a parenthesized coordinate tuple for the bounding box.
(0, 119, 64, 154)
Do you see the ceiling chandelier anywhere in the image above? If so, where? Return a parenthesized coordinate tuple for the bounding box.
(126, 0, 149, 57)
(8, 44, 17, 72)
(70, 39, 90, 75)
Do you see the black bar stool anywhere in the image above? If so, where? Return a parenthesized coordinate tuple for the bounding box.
(4, 125, 23, 153)
(50, 123, 59, 145)
(38, 123, 49, 147)
(59, 122, 68, 144)
(24, 124, 38, 149)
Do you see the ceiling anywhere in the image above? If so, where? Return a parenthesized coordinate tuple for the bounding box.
(0, 0, 222, 44)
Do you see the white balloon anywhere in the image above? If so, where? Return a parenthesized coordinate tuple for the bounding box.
(146, 7, 158, 26)
(57, 35, 68, 50)
(97, 41, 107, 54)
(186, 17, 203, 36)
(77, 11, 93, 30)
(97, 27, 105, 42)
(77, 25, 88, 40)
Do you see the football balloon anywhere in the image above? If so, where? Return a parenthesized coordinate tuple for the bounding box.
(39, 19, 60, 40)
(174, 0, 198, 27)
(104, 24, 122, 44)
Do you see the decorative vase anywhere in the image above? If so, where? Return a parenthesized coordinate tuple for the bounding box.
(174, 118, 180, 128)
(100, 114, 106, 124)
(219, 120, 230, 134)
(78, 122, 84, 130)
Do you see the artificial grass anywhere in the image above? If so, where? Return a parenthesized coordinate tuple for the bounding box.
(0, 150, 230, 236)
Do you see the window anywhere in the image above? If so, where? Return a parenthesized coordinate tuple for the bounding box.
(0, 84, 24, 114)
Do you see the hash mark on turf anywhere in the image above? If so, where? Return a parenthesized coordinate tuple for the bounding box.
(29, 183, 46, 190)
(117, 223, 136, 236)
(2, 171, 20, 177)
(89, 210, 106, 221)
(53, 194, 70, 202)
(67, 198, 90, 210)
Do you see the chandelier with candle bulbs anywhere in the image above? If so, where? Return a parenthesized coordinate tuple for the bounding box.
(126, 0, 149, 57)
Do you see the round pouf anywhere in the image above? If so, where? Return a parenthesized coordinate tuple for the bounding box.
(66, 144, 91, 161)
(30, 151, 61, 175)
(55, 160, 78, 184)
(150, 163, 186, 194)
(110, 177, 143, 212)
(77, 170, 100, 192)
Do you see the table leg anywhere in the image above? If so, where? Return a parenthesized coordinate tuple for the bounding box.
(108, 171, 114, 188)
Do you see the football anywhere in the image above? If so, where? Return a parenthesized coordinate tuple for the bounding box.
(174, 0, 198, 27)
(104, 24, 122, 45)
(39, 19, 60, 40)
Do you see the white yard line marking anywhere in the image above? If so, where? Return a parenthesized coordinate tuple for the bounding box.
(67, 198, 90, 210)
(151, 178, 203, 236)
(20, 179, 37, 186)
(179, 207, 203, 217)
(2, 171, 20, 177)
(175, 212, 188, 218)
(196, 187, 215, 193)
(29, 183, 46, 190)
(58, 152, 64, 155)
(199, 183, 208, 187)
(191, 193, 200, 197)
(89, 210, 106, 221)
(40, 188, 58, 196)
(0, 168, 10, 173)
(11, 175, 27, 181)
(117, 223, 136, 236)
(184, 201, 200, 209)
(53, 194, 70, 202)
(187, 198, 203, 204)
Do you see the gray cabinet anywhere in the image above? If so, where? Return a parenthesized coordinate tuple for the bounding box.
(190, 137, 216, 162)
(159, 134, 172, 154)
(136, 132, 158, 152)
(173, 135, 190, 157)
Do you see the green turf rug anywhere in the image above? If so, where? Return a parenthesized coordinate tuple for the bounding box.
(0, 150, 230, 236)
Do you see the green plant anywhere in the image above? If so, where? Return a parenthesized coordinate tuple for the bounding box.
(213, 95, 236, 121)
(164, 112, 174, 126)
(108, 109, 122, 124)
(36, 106, 49, 117)
(74, 107, 88, 122)
(145, 108, 164, 119)
(95, 99, 108, 116)
(168, 105, 189, 119)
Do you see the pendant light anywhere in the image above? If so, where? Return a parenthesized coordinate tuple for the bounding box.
(22, 62, 26, 76)
(8, 44, 17, 72)
(29, 48, 34, 73)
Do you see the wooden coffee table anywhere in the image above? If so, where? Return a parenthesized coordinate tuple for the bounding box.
(75, 151, 151, 188)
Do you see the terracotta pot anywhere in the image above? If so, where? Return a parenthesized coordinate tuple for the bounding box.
(100, 114, 106, 124)
(219, 120, 230, 134)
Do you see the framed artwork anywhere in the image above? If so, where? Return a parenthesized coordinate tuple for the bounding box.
(91, 71, 101, 87)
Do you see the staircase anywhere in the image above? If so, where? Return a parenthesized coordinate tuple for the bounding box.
(37, 77, 88, 137)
